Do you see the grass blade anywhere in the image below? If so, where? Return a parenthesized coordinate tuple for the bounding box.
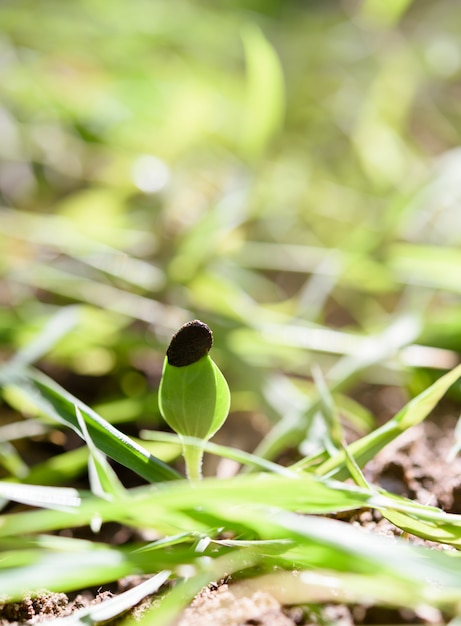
(315, 362, 461, 479)
(54, 571, 170, 626)
(0, 482, 81, 510)
(75, 406, 125, 498)
(240, 24, 285, 159)
(1, 368, 180, 483)
(140, 430, 298, 478)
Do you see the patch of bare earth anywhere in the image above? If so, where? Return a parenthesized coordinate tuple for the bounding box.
(175, 583, 300, 626)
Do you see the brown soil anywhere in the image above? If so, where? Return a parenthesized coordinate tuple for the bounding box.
(0, 590, 113, 624)
(1, 405, 460, 626)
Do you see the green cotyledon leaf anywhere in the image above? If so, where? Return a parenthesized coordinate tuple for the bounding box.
(158, 320, 231, 479)
(158, 353, 230, 440)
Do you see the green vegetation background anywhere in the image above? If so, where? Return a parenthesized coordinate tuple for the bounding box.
(2, 0, 461, 463)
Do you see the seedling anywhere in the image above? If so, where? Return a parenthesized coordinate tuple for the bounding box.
(158, 320, 231, 480)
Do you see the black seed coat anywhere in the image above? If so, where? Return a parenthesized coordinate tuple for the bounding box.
(166, 320, 213, 367)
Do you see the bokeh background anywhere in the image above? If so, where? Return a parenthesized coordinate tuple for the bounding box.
(2, 0, 461, 472)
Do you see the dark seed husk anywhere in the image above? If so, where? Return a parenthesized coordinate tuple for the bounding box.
(166, 320, 213, 367)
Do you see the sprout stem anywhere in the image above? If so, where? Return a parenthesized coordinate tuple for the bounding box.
(183, 442, 204, 481)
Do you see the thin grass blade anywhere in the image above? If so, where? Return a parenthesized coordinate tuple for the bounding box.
(53, 571, 170, 626)
(1, 368, 180, 482)
(75, 406, 125, 498)
(315, 362, 461, 478)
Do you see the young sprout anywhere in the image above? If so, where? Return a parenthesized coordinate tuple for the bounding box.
(158, 320, 231, 480)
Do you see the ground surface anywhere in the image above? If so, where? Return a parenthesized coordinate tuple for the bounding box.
(1, 400, 459, 626)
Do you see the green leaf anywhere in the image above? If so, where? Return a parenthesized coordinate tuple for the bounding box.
(158, 356, 230, 441)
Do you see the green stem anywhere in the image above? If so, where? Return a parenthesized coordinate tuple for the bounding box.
(182, 442, 204, 481)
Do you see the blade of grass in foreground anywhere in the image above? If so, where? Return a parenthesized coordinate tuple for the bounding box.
(313, 362, 461, 479)
(1, 368, 180, 482)
(0, 482, 81, 510)
(0, 474, 375, 537)
(107, 512, 461, 624)
(53, 571, 171, 626)
(0, 548, 135, 599)
(370, 490, 461, 548)
(75, 406, 126, 500)
(243, 509, 461, 589)
(384, 508, 461, 548)
(4, 474, 461, 549)
(0, 540, 173, 600)
(3, 482, 461, 606)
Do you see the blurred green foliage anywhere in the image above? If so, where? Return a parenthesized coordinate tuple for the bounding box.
(1, 0, 461, 451)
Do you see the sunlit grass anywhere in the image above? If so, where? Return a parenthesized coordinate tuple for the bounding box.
(1, 342, 461, 621)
